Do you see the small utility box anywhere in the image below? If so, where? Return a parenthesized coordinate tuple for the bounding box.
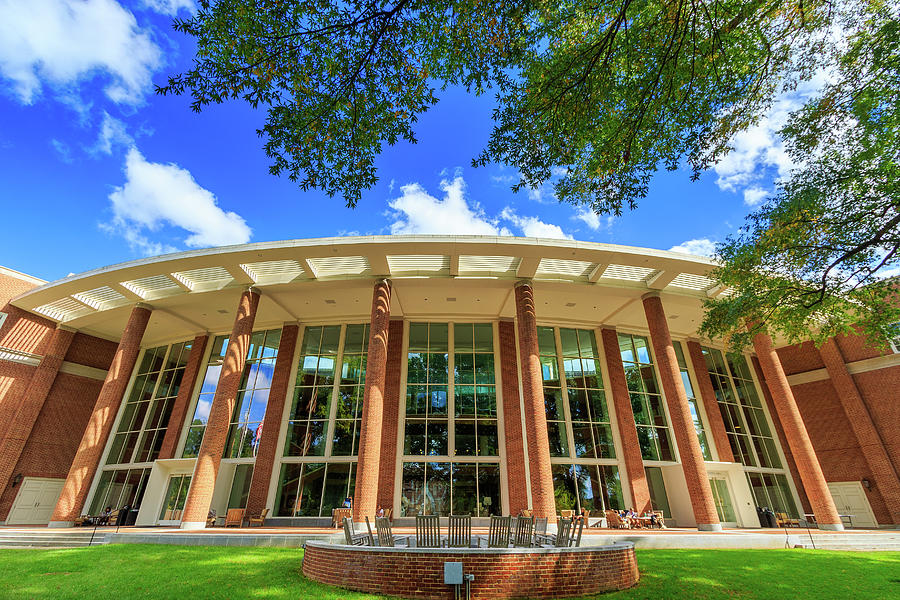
(444, 562, 463, 585)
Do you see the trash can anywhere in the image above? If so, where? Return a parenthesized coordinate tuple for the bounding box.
(756, 506, 767, 527)
(116, 505, 130, 527)
(764, 508, 778, 528)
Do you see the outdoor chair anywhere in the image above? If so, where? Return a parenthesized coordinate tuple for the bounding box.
(248, 507, 269, 527)
(605, 510, 629, 529)
(513, 515, 534, 547)
(568, 517, 584, 547)
(383, 507, 393, 522)
(588, 510, 606, 528)
(447, 514, 474, 548)
(375, 516, 410, 547)
(224, 508, 245, 527)
(206, 510, 218, 528)
(548, 517, 572, 547)
(332, 507, 352, 528)
(533, 517, 554, 546)
(486, 515, 511, 548)
(364, 517, 377, 546)
(519, 509, 533, 518)
(560, 509, 575, 519)
(343, 518, 369, 546)
(415, 514, 442, 548)
(776, 512, 799, 528)
(652, 510, 666, 529)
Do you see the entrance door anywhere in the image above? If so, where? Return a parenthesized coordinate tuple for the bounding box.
(828, 482, 878, 528)
(708, 475, 739, 527)
(158, 475, 192, 525)
(7, 478, 65, 525)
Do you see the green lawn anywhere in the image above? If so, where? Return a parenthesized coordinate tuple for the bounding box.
(0, 545, 896, 599)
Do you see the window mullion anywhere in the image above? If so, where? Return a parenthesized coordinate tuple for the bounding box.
(448, 321, 455, 459)
(324, 324, 346, 458)
(554, 327, 575, 459)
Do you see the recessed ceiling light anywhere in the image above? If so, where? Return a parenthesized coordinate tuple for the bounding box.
(446, 297, 456, 302)
(217, 309, 228, 314)
(565, 302, 576, 307)
(325, 299, 336, 304)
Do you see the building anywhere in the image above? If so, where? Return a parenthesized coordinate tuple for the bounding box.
(0, 236, 897, 530)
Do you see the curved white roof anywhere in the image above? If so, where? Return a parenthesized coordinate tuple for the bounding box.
(12, 236, 728, 345)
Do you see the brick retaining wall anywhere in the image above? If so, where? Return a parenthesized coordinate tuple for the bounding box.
(302, 541, 639, 599)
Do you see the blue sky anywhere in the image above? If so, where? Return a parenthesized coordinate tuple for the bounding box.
(0, 0, 798, 282)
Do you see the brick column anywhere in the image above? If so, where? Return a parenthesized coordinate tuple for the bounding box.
(753, 332, 843, 530)
(50, 304, 152, 526)
(514, 281, 555, 522)
(353, 279, 392, 523)
(157, 334, 209, 460)
(244, 323, 299, 518)
(600, 327, 651, 514)
(819, 338, 900, 524)
(377, 319, 404, 513)
(685, 340, 735, 463)
(181, 289, 260, 529)
(499, 319, 528, 515)
(0, 325, 76, 494)
(642, 293, 721, 531)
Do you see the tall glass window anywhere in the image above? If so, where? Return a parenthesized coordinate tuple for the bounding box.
(538, 327, 568, 457)
(673, 341, 712, 461)
(551, 464, 624, 513)
(405, 323, 449, 456)
(224, 330, 281, 458)
(400, 322, 501, 517)
(108, 341, 192, 465)
(182, 330, 282, 458)
(618, 333, 674, 461)
(746, 472, 799, 517)
(701, 347, 782, 469)
(88, 468, 151, 514)
(275, 324, 368, 517)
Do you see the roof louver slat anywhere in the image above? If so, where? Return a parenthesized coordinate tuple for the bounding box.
(668, 272, 718, 291)
(306, 256, 371, 278)
(72, 286, 127, 310)
(457, 255, 520, 276)
(535, 258, 596, 280)
(600, 264, 657, 282)
(33, 297, 95, 321)
(242, 260, 306, 283)
(386, 255, 450, 276)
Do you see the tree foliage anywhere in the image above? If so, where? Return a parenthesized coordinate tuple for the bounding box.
(159, 0, 900, 348)
(700, 2, 900, 349)
(159, 0, 828, 210)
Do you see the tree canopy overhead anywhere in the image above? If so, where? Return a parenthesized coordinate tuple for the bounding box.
(159, 0, 900, 349)
(159, 0, 828, 210)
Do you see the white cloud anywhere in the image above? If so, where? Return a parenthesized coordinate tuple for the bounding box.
(573, 207, 615, 232)
(91, 111, 133, 155)
(500, 207, 573, 240)
(714, 72, 831, 197)
(105, 147, 252, 255)
(669, 238, 717, 257)
(50, 138, 72, 163)
(142, 0, 195, 15)
(388, 176, 512, 236)
(743, 187, 769, 207)
(0, 0, 161, 105)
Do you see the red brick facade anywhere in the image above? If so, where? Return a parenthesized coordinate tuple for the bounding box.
(498, 319, 528, 515)
(181, 290, 259, 527)
(753, 332, 842, 528)
(514, 282, 555, 522)
(600, 327, 651, 514)
(354, 279, 392, 522)
(302, 542, 639, 599)
(51, 304, 152, 524)
(376, 319, 404, 512)
(643, 294, 720, 529)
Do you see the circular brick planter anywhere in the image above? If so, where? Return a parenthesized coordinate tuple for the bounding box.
(302, 540, 639, 599)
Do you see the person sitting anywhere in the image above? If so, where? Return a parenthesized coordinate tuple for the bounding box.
(98, 506, 112, 526)
(375, 506, 385, 518)
(342, 496, 352, 509)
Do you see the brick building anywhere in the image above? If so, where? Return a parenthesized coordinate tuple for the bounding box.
(0, 237, 896, 530)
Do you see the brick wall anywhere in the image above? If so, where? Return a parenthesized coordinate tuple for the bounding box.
(0, 373, 103, 520)
(377, 319, 404, 511)
(302, 542, 639, 599)
(498, 320, 528, 515)
(64, 332, 117, 370)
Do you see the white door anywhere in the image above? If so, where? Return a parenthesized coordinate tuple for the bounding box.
(7, 478, 65, 525)
(708, 474, 740, 527)
(828, 482, 878, 528)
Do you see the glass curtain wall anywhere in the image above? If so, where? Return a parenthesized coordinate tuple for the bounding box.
(107, 341, 193, 465)
(182, 330, 281, 458)
(275, 324, 367, 518)
(700, 348, 782, 468)
(672, 341, 712, 460)
(538, 326, 623, 514)
(618, 333, 675, 461)
(400, 323, 502, 517)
